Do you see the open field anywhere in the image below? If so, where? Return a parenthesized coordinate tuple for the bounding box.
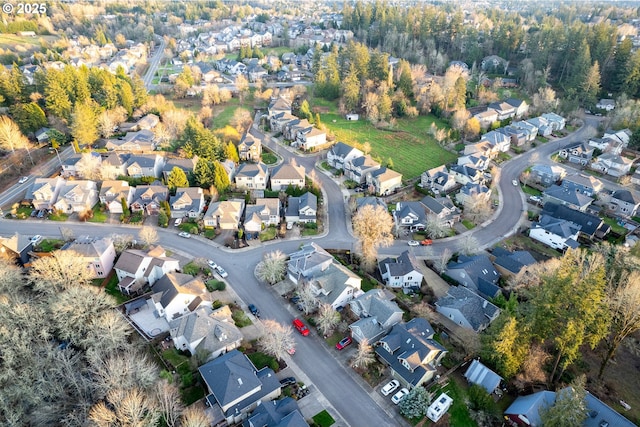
(317, 102, 456, 179)
(0, 34, 58, 55)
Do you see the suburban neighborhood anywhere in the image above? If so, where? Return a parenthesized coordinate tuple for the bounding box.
(0, 1, 639, 427)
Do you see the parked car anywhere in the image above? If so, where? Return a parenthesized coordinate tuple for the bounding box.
(30, 235, 42, 244)
(407, 240, 419, 247)
(279, 377, 296, 387)
(512, 179, 519, 186)
(336, 336, 352, 350)
(381, 379, 400, 396)
(207, 259, 217, 269)
(529, 195, 541, 203)
(37, 209, 46, 218)
(215, 265, 228, 278)
(289, 296, 300, 304)
(420, 239, 433, 246)
(30, 209, 38, 217)
(391, 388, 410, 404)
(248, 304, 259, 317)
(18, 176, 28, 184)
(178, 231, 191, 238)
(292, 318, 309, 336)
(174, 218, 182, 226)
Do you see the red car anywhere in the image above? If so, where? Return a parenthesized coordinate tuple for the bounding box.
(336, 336, 352, 350)
(292, 318, 309, 336)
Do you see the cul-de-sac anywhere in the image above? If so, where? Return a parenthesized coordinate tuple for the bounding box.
(0, 1, 639, 426)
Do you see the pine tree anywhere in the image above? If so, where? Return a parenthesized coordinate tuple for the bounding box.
(213, 160, 230, 192)
(167, 167, 189, 191)
(71, 100, 99, 149)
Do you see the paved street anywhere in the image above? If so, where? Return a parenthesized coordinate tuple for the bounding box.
(0, 117, 602, 427)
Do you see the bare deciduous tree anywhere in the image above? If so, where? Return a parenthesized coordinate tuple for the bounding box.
(297, 282, 318, 315)
(76, 152, 103, 180)
(464, 193, 492, 224)
(458, 235, 480, 256)
(230, 108, 253, 134)
(180, 406, 209, 427)
(97, 107, 127, 138)
(89, 349, 159, 400)
(352, 204, 394, 271)
(258, 319, 296, 360)
(351, 338, 375, 369)
(514, 344, 550, 388)
(433, 248, 452, 274)
(316, 303, 340, 336)
(29, 250, 95, 293)
(156, 380, 183, 427)
(425, 214, 449, 239)
(89, 387, 160, 427)
(0, 257, 24, 294)
(138, 226, 159, 248)
(111, 233, 135, 253)
(255, 250, 287, 284)
(0, 115, 30, 155)
(234, 75, 249, 102)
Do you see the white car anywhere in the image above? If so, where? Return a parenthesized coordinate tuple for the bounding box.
(208, 259, 218, 269)
(512, 179, 519, 186)
(174, 218, 182, 226)
(407, 240, 419, 247)
(18, 176, 28, 184)
(391, 388, 409, 404)
(381, 379, 400, 396)
(30, 235, 42, 244)
(215, 265, 228, 278)
(178, 231, 191, 238)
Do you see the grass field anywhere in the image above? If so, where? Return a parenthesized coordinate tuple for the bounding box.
(318, 104, 456, 179)
(0, 34, 58, 55)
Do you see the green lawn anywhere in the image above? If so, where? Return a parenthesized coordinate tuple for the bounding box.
(37, 238, 64, 252)
(15, 206, 32, 219)
(212, 100, 242, 129)
(431, 378, 477, 427)
(462, 219, 475, 229)
(48, 212, 68, 221)
(262, 152, 278, 165)
(602, 217, 628, 235)
(312, 410, 335, 427)
(87, 204, 108, 223)
(259, 227, 277, 241)
(321, 111, 455, 179)
(247, 352, 279, 371)
(521, 185, 542, 196)
(104, 274, 129, 304)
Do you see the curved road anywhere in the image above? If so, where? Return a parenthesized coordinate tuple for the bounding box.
(0, 117, 600, 427)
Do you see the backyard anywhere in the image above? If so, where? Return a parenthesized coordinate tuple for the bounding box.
(316, 102, 456, 179)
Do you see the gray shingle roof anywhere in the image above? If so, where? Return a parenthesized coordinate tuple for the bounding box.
(492, 247, 537, 275)
(544, 185, 594, 206)
(541, 202, 604, 237)
(532, 214, 582, 238)
(379, 250, 421, 277)
(464, 359, 503, 393)
(436, 286, 500, 332)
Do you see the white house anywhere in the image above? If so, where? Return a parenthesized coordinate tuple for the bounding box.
(114, 246, 180, 295)
(529, 214, 581, 250)
(151, 272, 210, 321)
(378, 251, 423, 290)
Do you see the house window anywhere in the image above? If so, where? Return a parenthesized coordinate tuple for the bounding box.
(407, 276, 412, 280)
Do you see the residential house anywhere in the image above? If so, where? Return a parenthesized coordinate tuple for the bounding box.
(561, 173, 604, 197)
(53, 180, 99, 213)
(162, 156, 198, 182)
(529, 214, 581, 250)
(457, 154, 489, 171)
(287, 243, 334, 284)
(304, 262, 362, 309)
(269, 111, 297, 134)
(114, 246, 180, 295)
(100, 152, 128, 179)
(456, 183, 490, 206)
(169, 305, 243, 360)
(511, 120, 538, 142)
(170, 187, 205, 219)
(445, 254, 501, 299)
(591, 153, 634, 177)
(421, 165, 457, 194)
(450, 164, 484, 186)
(238, 128, 263, 161)
(473, 109, 499, 128)
(378, 251, 424, 291)
(105, 130, 157, 152)
(542, 202, 610, 240)
(204, 199, 245, 230)
(491, 247, 537, 278)
(285, 192, 317, 224)
(375, 318, 448, 387)
(481, 55, 507, 72)
(499, 125, 529, 147)
(222, 159, 237, 183)
(126, 154, 165, 179)
(526, 116, 553, 137)
(631, 169, 640, 186)
(368, 167, 403, 196)
(136, 114, 160, 130)
(541, 112, 565, 131)
(504, 388, 636, 427)
(34, 127, 50, 143)
(327, 142, 363, 170)
(542, 185, 594, 212)
(244, 198, 281, 233)
(282, 118, 311, 141)
(596, 98, 616, 111)
(0, 233, 33, 265)
(464, 359, 503, 394)
(294, 125, 326, 151)
(270, 163, 305, 191)
(505, 98, 529, 118)
(608, 189, 640, 218)
(393, 201, 427, 231)
(243, 397, 308, 427)
(487, 101, 516, 121)
(63, 236, 116, 278)
(99, 180, 133, 214)
(151, 272, 210, 321)
(355, 197, 388, 212)
(587, 137, 624, 155)
(348, 289, 403, 344)
(344, 155, 380, 184)
(464, 141, 497, 159)
(130, 184, 169, 215)
(421, 196, 461, 226)
(603, 128, 632, 146)
(235, 162, 269, 190)
(530, 164, 566, 187)
(61, 153, 101, 178)
(481, 130, 511, 152)
(435, 286, 500, 332)
(25, 177, 65, 210)
(268, 96, 292, 117)
(199, 350, 281, 425)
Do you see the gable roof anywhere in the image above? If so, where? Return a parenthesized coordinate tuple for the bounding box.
(329, 141, 363, 159)
(355, 197, 387, 211)
(436, 286, 500, 332)
(532, 214, 582, 238)
(64, 235, 113, 258)
(271, 163, 305, 181)
(541, 202, 605, 237)
(504, 390, 556, 427)
(446, 254, 500, 289)
(612, 189, 640, 205)
(243, 397, 308, 427)
(236, 162, 269, 178)
(151, 272, 207, 311)
(378, 250, 421, 277)
(544, 185, 594, 207)
(0, 232, 31, 254)
(491, 247, 537, 275)
(464, 359, 503, 393)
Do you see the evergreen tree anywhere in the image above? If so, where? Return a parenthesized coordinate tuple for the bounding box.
(226, 141, 239, 163)
(213, 160, 230, 192)
(10, 102, 47, 134)
(166, 167, 189, 192)
(71, 100, 99, 149)
(45, 74, 72, 121)
(606, 37, 632, 94)
(540, 376, 588, 427)
(341, 64, 361, 112)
